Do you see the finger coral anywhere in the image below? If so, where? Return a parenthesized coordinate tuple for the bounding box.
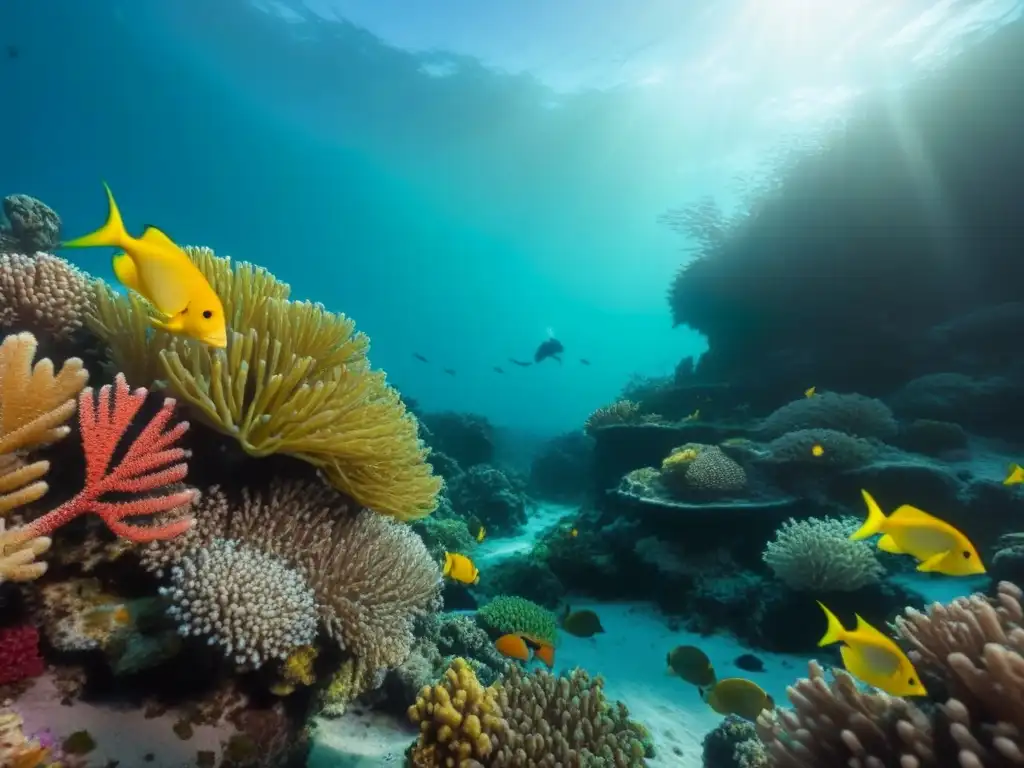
(0, 253, 93, 341)
(757, 581, 1024, 767)
(87, 245, 441, 521)
(762, 516, 883, 592)
(141, 481, 441, 672)
(407, 657, 508, 767)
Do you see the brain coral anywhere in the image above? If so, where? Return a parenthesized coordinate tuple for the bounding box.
(766, 427, 877, 468)
(759, 392, 897, 441)
(660, 444, 747, 495)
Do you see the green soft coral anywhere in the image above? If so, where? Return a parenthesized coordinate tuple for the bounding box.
(476, 595, 559, 645)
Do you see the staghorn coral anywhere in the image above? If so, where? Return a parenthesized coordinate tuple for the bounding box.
(758, 392, 897, 441)
(161, 538, 318, 669)
(407, 657, 508, 767)
(762, 516, 884, 592)
(758, 582, 1024, 767)
(87, 245, 441, 522)
(764, 427, 876, 468)
(0, 253, 93, 341)
(142, 481, 441, 672)
(493, 664, 650, 766)
(477, 595, 558, 645)
(584, 400, 660, 435)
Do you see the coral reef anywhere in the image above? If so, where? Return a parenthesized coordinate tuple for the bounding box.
(762, 516, 884, 592)
(528, 430, 593, 503)
(660, 443, 747, 496)
(420, 411, 495, 468)
(476, 595, 559, 645)
(701, 716, 767, 768)
(447, 464, 530, 536)
(585, 400, 660, 435)
(758, 393, 897, 441)
(87, 245, 441, 521)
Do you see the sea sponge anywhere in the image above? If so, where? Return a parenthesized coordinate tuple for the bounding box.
(492, 665, 651, 766)
(0, 253, 94, 341)
(765, 427, 876, 468)
(142, 481, 441, 672)
(87, 246, 441, 522)
(407, 657, 508, 767)
(161, 538, 318, 669)
(477, 595, 559, 645)
(759, 392, 898, 441)
(762, 516, 884, 592)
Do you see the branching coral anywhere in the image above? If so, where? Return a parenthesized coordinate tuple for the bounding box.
(477, 595, 559, 645)
(758, 392, 897, 441)
(493, 664, 651, 766)
(762, 516, 883, 592)
(758, 582, 1024, 767)
(142, 481, 441, 672)
(87, 245, 441, 521)
(584, 400, 660, 435)
(407, 657, 508, 767)
(0, 253, 94, 340)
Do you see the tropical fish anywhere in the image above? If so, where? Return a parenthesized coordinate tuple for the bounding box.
(853, 490, 985, 576)
(816, 601, 926, 697)
(666, 645, 716, 687)
(703, 678, 774, 721)
(805, 386, 816, 398)
(569, 528, 578, 538)
(580, 358, 591, 365)
(534, 337, 564, 364)
(443, 368, 456, 376)
(1004, 463, 1024, 486)
(521, 634, 556, 668)
(62, 183, 227, 348)
(476, 525, 486, 543)
(509, 358, 532, 367)
(62, 729, 98, 755)
(413, 353, 429, 363)
(442, 552, 479, 585)
(683, 409, 700, 421)
(494, 633, 530, 662)
(560, 607, 604, 637)
(467, 516, 485, 542)
(811, 443, 824, 457)
(493, 366, 505, 374)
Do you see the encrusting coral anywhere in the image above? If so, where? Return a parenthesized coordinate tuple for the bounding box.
(757, 581, 1024, 767)
(142, 481, 441, 673)
(761, 516, 883, 592)
(0, 330, 197, 583)
(87, 245, 441, 522)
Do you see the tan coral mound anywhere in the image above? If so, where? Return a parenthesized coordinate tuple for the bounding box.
(0, 252, 94, 340)
(87, 246, 441, 521)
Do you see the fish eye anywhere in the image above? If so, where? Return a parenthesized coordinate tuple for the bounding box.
(963, 551, 971, 559)
(202, 310, 213, 319)
(908, 678, 916, 685)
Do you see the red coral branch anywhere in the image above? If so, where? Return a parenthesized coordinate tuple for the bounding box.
(26, 373, 197, 543)
(0, 625, 44, 685)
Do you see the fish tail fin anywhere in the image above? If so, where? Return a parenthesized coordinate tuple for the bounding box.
(816, 601, 845, 647)
(851, 490, 887, 540)
(63, 181, 129, 249)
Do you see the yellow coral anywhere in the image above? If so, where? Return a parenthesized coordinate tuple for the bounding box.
(87, 247, 441, 521)
(0, 331, 88, 583)
(271, 644, 319, 696)
(407, 658, 507, 766)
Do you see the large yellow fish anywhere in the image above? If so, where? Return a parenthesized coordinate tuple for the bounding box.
(442, 552, 479, 585)
(852, 490, 985, 576)
(817, 601, 926, 697)
(62, 183, 227, 347)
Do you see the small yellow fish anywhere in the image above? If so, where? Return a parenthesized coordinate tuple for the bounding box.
(62, 183, 227, 348)
(476, 525, 486, 543)
(1004, 464, 1024, 486)
(817, 601, 926, 697)
(666, 645, 716, 688)
(805, 386, 816, 398)
(703, 678, 774, 721)
(811, 443, 824, 457)
(442, 551, 480, 585)
(569, 528, 578, 538)
(853, 490, 985, 576)
(684, 409, 700, 421)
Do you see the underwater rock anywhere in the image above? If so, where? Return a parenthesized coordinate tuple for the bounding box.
(420, 411, 495, 468)
(924, 302, 1024, 377)
(425, 450, 463, 484)
(758, 392, 898, 441)
(474, 556, 565, 609)
(446, 464, 529, 536)
(528, 430, 593, 503)
(888, 372, 1024, 439)
(1, 194, 61, 252)
(826, 457, 964, 519)
(894, 418, 970, 457)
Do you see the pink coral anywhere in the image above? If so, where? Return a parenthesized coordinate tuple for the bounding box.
(0, 625, 44, 685)
(25, 373, 197, 543)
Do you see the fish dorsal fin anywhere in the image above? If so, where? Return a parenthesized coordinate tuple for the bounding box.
(139, 225, 177, 247)
(888, 505, 946, 528)
(877, 534, 905, 554)
(853, 614, 895, 645)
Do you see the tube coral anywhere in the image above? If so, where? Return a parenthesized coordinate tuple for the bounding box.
(87, 246, 441, 521)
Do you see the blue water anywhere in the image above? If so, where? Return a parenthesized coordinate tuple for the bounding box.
(1, 0, 1017, 437)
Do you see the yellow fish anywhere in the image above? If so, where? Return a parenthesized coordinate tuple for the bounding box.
(852, 490, 985, 576)
(1004, 463, 1024, 486)
(703, 678, 774, 721)
(666, 645, 716, 688)
(811, 443, 824, 457)
(62, 182, 227, 348)
(817, 601, 926, 697)
(569, 528, 578, 538)
(804, 386, 816, 398)
(476, 525, 486, 543)
(442, 551, 479, 585)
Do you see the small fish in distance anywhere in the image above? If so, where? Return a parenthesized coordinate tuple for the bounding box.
(413, 353, 429, 363)
(509, 358, 532, 367)
(534, 337, 564, 364)
(443, 368, 456, 376)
